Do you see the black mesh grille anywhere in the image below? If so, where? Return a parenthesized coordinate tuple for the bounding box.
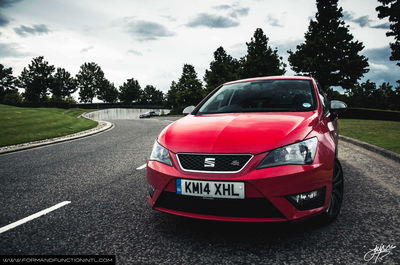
(155, 192, 285, 219)
(177, 154, 252, 172)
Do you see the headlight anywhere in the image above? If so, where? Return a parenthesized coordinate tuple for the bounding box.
(257, 137, 318, 169)
(149, 141, 172, 166)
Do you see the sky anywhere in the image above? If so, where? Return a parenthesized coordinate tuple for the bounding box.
(0, 0, 399, 100)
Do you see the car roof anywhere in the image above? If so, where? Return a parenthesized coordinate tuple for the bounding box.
(223, 76, 314, 85)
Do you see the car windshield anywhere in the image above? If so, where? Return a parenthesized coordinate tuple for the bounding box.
(197, 79, 316, 114)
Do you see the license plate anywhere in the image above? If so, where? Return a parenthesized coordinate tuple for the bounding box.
(176, 179, 245, 199)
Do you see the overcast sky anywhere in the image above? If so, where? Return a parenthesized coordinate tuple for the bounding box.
(1, 0, 399, 98)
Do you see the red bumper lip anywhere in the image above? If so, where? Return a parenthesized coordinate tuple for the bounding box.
(154, 206, 288, 223)
(146, 151, 332, 222)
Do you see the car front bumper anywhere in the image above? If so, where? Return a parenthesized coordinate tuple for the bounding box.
(146, 152, 332, 222)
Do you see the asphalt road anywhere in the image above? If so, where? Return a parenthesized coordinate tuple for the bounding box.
(0, 118, 399, 265)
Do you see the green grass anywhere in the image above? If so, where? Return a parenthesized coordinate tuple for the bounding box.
(0, 104, 97, 147)
(339, 119, 400, 154)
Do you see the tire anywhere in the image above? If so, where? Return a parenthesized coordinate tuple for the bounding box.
(316, 159, 344, 225)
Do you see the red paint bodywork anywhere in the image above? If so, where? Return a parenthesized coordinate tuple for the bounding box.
(147, 76, 338, 222)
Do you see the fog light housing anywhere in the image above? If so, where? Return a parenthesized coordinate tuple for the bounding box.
(287, 187, 325, 210)
(148, 186, 155, 197)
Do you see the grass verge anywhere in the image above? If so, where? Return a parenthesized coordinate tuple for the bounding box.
(339, 119, 400, 154)
(0, 104, 97, 147)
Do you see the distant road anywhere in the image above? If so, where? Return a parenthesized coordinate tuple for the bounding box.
(0, 118, 399, 265)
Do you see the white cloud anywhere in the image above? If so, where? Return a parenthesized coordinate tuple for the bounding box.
(369, 62, 389, 71)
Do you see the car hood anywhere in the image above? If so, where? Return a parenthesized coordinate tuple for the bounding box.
(158, 112, 319, 154)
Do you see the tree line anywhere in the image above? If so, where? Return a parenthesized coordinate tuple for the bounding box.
(0, 0, 399, 111)
(0, 58, 164, 106)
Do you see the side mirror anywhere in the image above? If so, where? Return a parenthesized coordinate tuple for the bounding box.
(329, 100, 347, 118)
(182, 105, 195, 115)
(330, 100, 347, 111)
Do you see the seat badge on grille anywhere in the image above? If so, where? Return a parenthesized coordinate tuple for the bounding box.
(204, 158, 215, 167)
(230, 160, 240, 166)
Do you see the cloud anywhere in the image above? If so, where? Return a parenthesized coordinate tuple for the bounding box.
(186, 13, 239, 28)
(161, 15, 176, 22)
(369, 62, 389, 71)
(0, 42, 29, 58)
(343, 12, 372, 28)
(266, 14, 283, 27)
(188, 4, 249, 28)
(80, 46, 94, 53)
(213, 4, 249, 18)
(126, 20, 174, 41)
(342, 11, 388, 30)
(362, 46, 400, 85)
(14, 24, 50, 37)
(352, 15, 372, 27)
(127, 49, 143, 56)
(0, 13, 8, 26)
(213, 4, 231, 10)
(229, 7, 249, 18)
(0, 0, 23, 26)
(342, 11, 353, 21)
(363, 46, 391, 63)
(370, 22, 390, 29)
(0, 0, 23, 8)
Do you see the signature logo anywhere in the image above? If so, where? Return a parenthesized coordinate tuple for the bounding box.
(204, 158, 215, 168)
(364, 244, 396, 263)
(230, 160, 240, 166)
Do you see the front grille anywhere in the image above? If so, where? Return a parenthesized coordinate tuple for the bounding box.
(177, 153, 252, 172)
(155, 192, 285, 219)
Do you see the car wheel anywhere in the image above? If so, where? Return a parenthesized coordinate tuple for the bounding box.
(316, 159, 344, 225)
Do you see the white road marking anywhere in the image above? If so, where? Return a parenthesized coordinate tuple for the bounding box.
(0, 201, 71, 234)
(136, 164, 147, 170)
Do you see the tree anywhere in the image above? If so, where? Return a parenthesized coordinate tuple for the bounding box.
(166, 81, 178, 109)
(240, 28, 286, 79)
(76, 62, 105, 103)
(347, 80, 377, 107)
(178, 64, 204, 112)
(118, 78, 142, 103)
(51, 68, 77, 101)
(166, 64, 204, 113)
(376, 0, 400, 67)
(288, 0, 369, 92)
(204, 46, 240, 94)
(18, 56, 55, 103)
(141, 85, 164, 105)
(0, 64, 16, 103)
(97, 79, 119, 103)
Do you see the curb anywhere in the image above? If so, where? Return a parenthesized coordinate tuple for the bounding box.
(339, 135, 400, 163)
(0, 118, 114, 155)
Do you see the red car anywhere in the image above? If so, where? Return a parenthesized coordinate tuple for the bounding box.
(146, 76, 347, 223)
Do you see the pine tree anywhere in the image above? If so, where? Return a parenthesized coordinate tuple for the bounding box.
(288, 0, 369, 91)
(176, 64, 204, 108)
(18, 56, 55, 103)
(376, 0, 400, 67)
(166, 64, 204, 113)
(166, 81, 178, 110)
(118, 78, 142, 103)
(240, 28, 286, 79)
(204, 46, 240, 94)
